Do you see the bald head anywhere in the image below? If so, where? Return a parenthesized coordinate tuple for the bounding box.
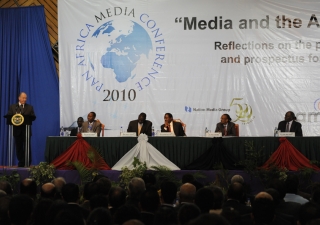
(18, 92, 27, 105)
(41, 183, 56, 199)
(179, 183, 196, 203)
(231, 175, 244, 184)
(255, 192, 273, 201)
(52, 177, 66, 192)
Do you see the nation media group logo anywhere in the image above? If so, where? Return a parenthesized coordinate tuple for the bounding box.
(184, 98, 255, 124)
(74, 6, 165, 101)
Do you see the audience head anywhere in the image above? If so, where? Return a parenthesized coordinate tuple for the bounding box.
(227, 182, 244, 201)
(53, 210, 85, 225)
(108, 186, 126, 209)
(182, 173, 195, 184)
(211, 186, 224, 210)
(8, 194, 34, 225)
(83, 182, 99, 201)
(20, 178, 37, 200)
(87, 207, 111, 225)
(30, 199, 53, 225)
(178, 203, 201, 225)
(52, 177, 66, 193)
(298, 202, 320, 225)
(268, 178, 286, 200)
(230, 175, 244, 184)
(0, 196, 11, 224)
(123, 220, 144, 225)
(252, 192, 275, 225)
(90, 195, 108, 210)
(140, 187, 160, 212)
(61, 183, 79, 203)
(142, 173, 157, 188)
(0, 181, 13, 196)
(179, 183, 196, 203)
(195, 187, 214, 213)
(285, 174, 299, 194)
(40, 182, 56, 199)
(160, 181, 177, 205)
(113, 205, 141, 225)
(265, 188, 281, 206)
(96, 177, 112, 196)
(221, 207, 241, 225)
(188, 213, 231, 225)
(154, 205, 177, 225)
(128, 177, 145, 199)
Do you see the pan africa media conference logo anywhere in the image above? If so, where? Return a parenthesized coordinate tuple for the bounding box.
(75, 7, 165, 93)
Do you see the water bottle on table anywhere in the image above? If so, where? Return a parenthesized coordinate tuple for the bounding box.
(60, 126, 64, 136)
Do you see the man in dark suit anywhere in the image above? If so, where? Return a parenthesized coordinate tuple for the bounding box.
(70, 117, 84, 136)
(127, 113, 152, 136)
(81, 112, 101, 136)
(278, 111, 302, 136)
(161, 113, 185, 136)
(215, 114, 236, 136)
(6, 92, 36, 167)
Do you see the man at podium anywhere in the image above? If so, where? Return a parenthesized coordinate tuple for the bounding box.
(6, 92, 36, 167)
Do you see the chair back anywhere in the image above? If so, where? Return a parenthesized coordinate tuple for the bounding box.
(235, 124, 239, 136)
(173, 119, 186, 134)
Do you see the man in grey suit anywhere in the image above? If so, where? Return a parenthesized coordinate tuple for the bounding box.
(215, 114, 236, 136)
(127, 112, 152, 136)
(81, 112, 101, 136)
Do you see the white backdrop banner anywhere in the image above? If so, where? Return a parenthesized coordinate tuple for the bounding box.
(59, 0, 320, 136)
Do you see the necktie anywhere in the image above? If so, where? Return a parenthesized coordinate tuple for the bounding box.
(168, 124, 171, 132)
(285, 122, 289, 132)
(224, 125, 227, 136)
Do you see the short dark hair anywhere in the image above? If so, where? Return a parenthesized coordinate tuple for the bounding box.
(299, 202, 320, 225)
(139, 113, 146, 118)
(195, 188, 214, 213)
(160, 181, 177, 204)
(165, 113, 173, 118)
(178, 203, 201, 225)
(61, 183, 79, 203)
(9, 195, 34, 224)
(223, 114, 232, 122)
(90, 112, 96, 118)
(77, 117, 84, 122)
(87, 207, 111, 225)
(108, 187, 126, 208)
(140, 187, 160, 212)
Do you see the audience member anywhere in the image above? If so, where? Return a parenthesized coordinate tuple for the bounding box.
(0, 181, 13, 195)
(285, 174, 309, 204)
(126, 177, 146, 208)
(188, 213, 231, 225)
(40, 182, 56, 200)
(298, 202, 320, 225)
(20, 178, 37, 200)
(179, 182, 196, 205)
(221, 207, 241, 225)
(108, 186, 127, 218)
(51, 177, 66, 199)
(178, 203, 201, 225)
(45, 200, 68, 225)
(140, 187, 160, 225)
(160, 181, 177, 207)
(154, 205, 177, 225)
(195, 187, 214, 213)
(29, 199, 53, 225)
(222, 182, 251, 215)
(182, 173, 195, 184)
(113, 205, 141, 225)
(89, 194, 108, 211)
(0, 196, 11, 225)
(209, 186, 224, 214)
(8, 194, 34, 225)
(142, 173, 157, 188)
(81, 182, 100, 210)
(96, 177, 112, 196)
(86, 207, 112, 225)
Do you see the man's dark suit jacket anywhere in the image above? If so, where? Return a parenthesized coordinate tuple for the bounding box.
(127, 120, 152, 136)
(215, 122, 236, 136)
(161, 121, 185, 136)
(278, 120, 303, 136)
(7, 103, 36, 136)
(222, 199, 252, 215)
(70, 127, 82, 136)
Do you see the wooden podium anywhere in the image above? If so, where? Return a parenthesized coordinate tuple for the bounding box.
(4, 114, 36, 167)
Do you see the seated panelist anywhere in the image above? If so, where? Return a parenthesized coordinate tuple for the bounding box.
(81, 112, 101, 136)
(127, 112, 152, 136)
(278, 111, 302, 137)
(161, 113, 185, 136)
(70, 117, 84, 136)
(215, 114, 236, 136)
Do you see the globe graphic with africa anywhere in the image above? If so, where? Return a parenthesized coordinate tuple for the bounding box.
(91, 20, 153, 83)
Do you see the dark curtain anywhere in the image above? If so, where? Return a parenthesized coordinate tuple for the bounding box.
(0, 6, 59, 165)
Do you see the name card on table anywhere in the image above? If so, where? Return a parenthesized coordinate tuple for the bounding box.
(82, 132, 97, 137)
(157, 132, 176, 137)
(120, 132, 137, 137)
(278, 132, 295, 137)
(205, 132, 222, 138)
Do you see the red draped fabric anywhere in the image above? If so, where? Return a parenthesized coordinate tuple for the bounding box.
(260, 137, 320, 171)
(51, 135, 111, 170)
